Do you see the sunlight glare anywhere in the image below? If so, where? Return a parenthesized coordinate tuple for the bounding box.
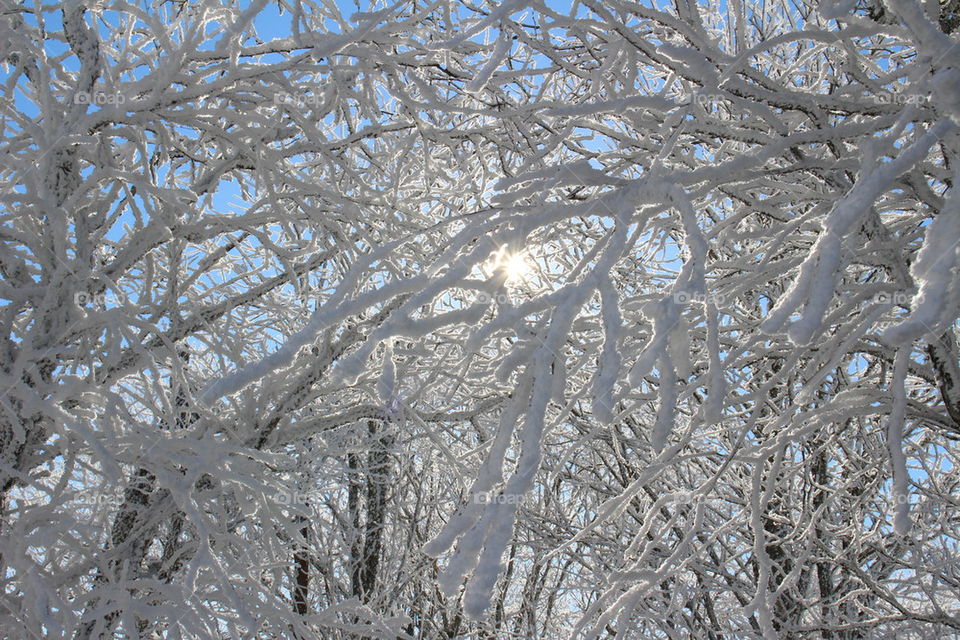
(501, 251, 532, 283)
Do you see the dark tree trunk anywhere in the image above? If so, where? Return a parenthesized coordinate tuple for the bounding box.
(349, 420, 393, 603)
(293, 513, 311, 615)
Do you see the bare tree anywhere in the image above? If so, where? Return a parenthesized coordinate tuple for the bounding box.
(0, 0, 958, 638)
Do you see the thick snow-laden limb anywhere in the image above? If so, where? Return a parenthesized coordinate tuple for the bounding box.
(459, 245, 636, 618)
(628, 184, 706, 391)
(884, 0, 960, 72)
(428, 204, 636, 617)
(213, 0, 271, 56)
(704, 301, 725, 425)
(427, 0, 529, 49)
(194, 242, 380, 405)
(651, 350, 678, 454)
(332, 232, 500, 386)
(747, 446, 784, 640)
(198, 226, 462, 405)
(422, 374, 533, 562)
(459, 288, 585, 618)
(819, 0, 858, 20)
(888, 349, 913, 535)
(590, 199, 640, 425)
(464, 35, 513, 94)
(576, 500, 706, 639)
(760, 119, 955, 343)
(593, 273, 623, 425)
(376, 340, 396, 406)
(883, 170, 960, 345)
(495, 160, 629, 193)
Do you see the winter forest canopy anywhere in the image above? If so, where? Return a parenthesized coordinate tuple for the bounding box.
(1, 0, 959, 637)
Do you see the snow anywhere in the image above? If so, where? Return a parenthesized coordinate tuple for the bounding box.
(883, 169, 960, 345)
(464, 36, 513, 94)
(593, 275, 623, 425)
(762, 119, 955, 344)
(888, 350, 912, 536)
(5, 0, 959, 637)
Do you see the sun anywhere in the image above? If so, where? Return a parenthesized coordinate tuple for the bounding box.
(500, 250, 532, 283)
